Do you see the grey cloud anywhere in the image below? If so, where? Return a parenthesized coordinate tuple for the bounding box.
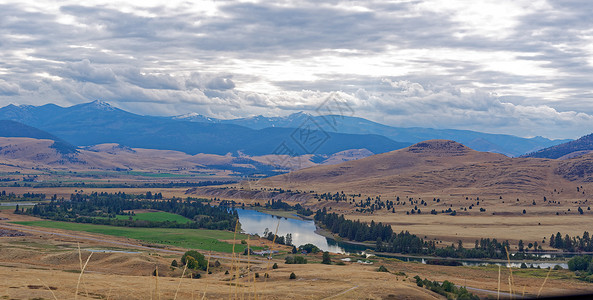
(118, 68, 181, 90)
(206, 77, 235, 91)
(0, 80, 20, 96)
(61, 59, 117, 84)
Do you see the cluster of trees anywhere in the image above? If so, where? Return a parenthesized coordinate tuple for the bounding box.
(429, 239, 514, 260)
(567, 255, 593, 282)
(549, 231, 593, 252)
(263, 229, 293, 246)
(258, 199, 313, 216)
(314, 191, 351, 202)
(298, 243, 321, 254)
(1, 191, 46, 201)
(17, 192, 238, 231)
(285, 256, 307, 264)
(414, 276, 479, 300)
(314, 208, 394, 242)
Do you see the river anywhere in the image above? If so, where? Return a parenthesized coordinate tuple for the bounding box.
(236, 208, 367, 253)
(236, 208, 568, 268)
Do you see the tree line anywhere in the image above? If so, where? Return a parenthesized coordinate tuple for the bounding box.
(314, 209, 547, 260)
(16, 192, 238, 231)
(1, 191, 46, 201)
(549, 231, 593, 252)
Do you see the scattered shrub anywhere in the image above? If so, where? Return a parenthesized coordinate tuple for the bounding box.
(322, 252, 332, 265)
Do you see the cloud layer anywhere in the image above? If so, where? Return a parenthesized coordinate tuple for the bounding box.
(0, 0, 592, 138)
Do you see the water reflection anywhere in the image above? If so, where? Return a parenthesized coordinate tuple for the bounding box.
(237, 208, 357, 253)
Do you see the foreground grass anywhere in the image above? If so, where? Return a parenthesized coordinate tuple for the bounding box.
(112, 211, 192, 223)
(12, 221, 254, 253)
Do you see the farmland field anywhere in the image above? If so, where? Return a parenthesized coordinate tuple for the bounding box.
(112, 211, 192, 223)
(11, 220, 254, 253)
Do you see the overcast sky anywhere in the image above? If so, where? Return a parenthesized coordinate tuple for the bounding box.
(1, 0, 592, 139)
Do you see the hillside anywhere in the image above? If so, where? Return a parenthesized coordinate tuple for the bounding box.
(0, 137, 374, 176)
(260, 140, 591, 196)
(0, 120, 77, 154)
(522, 133, 593, 159)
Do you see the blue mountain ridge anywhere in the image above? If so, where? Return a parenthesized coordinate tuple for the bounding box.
(173, 111, 571, 157)
(0, 101, 408, 156)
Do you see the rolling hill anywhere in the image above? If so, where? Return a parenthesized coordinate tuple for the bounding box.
(0, 136, 375, 176)
(0, 120, 78, 154)
(260, 140, 593, 196)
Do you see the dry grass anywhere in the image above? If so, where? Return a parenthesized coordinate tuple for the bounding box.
(1, 229, 592, 299)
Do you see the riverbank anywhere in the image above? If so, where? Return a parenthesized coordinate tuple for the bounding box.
(374, 251, 569, 265)
(251, 207, 313, 221)
(313, 224, 375, 249)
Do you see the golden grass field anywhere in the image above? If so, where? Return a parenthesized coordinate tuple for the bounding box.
(2, 207, 593, 300)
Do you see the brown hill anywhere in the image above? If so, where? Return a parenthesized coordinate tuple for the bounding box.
(0, 137, 372, 174)
(260, 140, 592, 197)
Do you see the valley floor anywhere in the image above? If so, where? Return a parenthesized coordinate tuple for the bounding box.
(2, 210, 593, 299)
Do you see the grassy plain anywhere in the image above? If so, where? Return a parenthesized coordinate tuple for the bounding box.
(11, 220, 251, 253)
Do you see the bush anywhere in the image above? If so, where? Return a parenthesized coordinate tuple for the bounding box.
(299, 243, 320, 254)
(520, 263, 528, 269)
(322, 252, 331, 264)
(441, 280, 454, 292)
(568, 255, 592, 271)
(181, 250, 208, 271)
(414, 275, 423, 287)
(289, 272, 296, 279)
(272, 263, 278, 269)
(377, 265, 389, 272)
(171, 259, 178, 267)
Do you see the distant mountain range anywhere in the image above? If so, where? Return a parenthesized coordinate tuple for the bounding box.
(522, 133, 593, 159)
(0, 101, 570, 157)
(173, 111, 570, 157)
(0, 101, 406, 156)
